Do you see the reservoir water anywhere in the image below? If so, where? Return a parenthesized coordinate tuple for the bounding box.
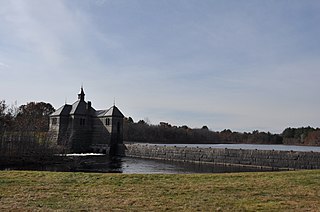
(1, 155, 273, 174)
(2, 144, 317, 174)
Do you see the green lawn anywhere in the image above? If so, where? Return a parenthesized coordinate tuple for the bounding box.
(0, 170, 319, 211)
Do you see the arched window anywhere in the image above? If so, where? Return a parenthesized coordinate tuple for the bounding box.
(117, 121, 120, 133)
(80, 118, 86, 126)
(106, 118, 110, 126)
(52, 118, 57, 125)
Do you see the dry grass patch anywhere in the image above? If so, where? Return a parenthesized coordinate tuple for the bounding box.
(0, 170, 319, 211)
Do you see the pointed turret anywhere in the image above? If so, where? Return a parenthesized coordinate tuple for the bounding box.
(105, 105, 124, 118)
(78, 86, 85, 101)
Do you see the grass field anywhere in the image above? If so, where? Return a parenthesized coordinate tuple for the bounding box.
(0, 170, 319, 211)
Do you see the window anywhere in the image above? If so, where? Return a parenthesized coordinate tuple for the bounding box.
(80, 118, 86, 126)
(106, 118, 110, 126)
(52, 118, 57, 125)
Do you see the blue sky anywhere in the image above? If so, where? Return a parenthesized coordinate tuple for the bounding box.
(1, 0, 320, 133)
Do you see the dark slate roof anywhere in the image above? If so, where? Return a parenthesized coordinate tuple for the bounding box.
(106, 106, 124, 117)
(70, 100, 98, 116)
(70, 100, 87, 115)
(95, 110, 107, 117)
(50, 97, 122, 118)
(50, 100, 97, 117)
(50, 104, 72, 116)
(95, 106, 124, 118)
(89, 107, 97, 116)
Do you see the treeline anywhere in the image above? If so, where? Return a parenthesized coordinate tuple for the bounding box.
(123, 118, 320, 146)
(0, 100, 58, 159)
(282, 127, 320, 146)
(2, 98, 320, 155)
(123, 118, 283, 145)
(124, 119, 220, 144)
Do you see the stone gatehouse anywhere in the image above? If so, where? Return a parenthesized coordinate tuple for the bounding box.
(49, 87, 125, 155)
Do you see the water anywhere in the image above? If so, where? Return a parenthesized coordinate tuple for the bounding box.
(144, 143, 320, 152)
(4, 143, 315, 174)
(117, 157, 270, 174)
(1, 155, 272, 174)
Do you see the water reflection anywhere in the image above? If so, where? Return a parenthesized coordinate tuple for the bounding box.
(120, 157, 272, 174)
(1, 155, 276, 174)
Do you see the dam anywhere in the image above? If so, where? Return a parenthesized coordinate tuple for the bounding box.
(125, 143, 320, 170)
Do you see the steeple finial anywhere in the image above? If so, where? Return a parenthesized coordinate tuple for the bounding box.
(78, 86, 85, 101)
(113, 97, 116, 106)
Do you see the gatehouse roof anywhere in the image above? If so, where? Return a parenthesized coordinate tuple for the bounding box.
(50, 87, 124, 118)
(70, 100, 88, 115)
(95, 106, 124, 118)
(50, 104, 72, 116)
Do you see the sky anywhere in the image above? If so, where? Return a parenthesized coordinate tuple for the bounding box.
(1, 0, 320, 133)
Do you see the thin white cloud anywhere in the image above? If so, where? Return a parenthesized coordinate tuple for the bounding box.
(0, 62, 9, 68)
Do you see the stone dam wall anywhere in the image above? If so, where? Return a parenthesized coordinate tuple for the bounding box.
(125, 144, 320, 170)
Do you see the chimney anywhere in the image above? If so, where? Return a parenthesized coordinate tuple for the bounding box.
(87, 101, 91, 110)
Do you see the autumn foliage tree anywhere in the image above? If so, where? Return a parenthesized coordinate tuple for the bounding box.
(0, 100, 56, 158)
(0, 100, 16, 132)
(282, 127, 320, 145)
(14, 102, 55, 132)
